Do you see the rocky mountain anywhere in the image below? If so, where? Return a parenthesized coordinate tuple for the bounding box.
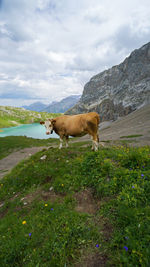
(42, 95, 81, 113)
(23, 101, 47, 112)
(66, 42, 150, 121)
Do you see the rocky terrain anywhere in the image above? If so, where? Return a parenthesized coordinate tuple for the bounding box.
(67, 42, 150, 121)
(80, 104, 150, 147)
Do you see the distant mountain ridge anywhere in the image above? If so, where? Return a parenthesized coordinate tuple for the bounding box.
(23, 102, 47, 112)
(42, 95, 81, 113)
(66, 42, 150, 121)
(23, 95, 81, 113)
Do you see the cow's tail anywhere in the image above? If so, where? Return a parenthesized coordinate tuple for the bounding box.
(95, 113, 100, 127)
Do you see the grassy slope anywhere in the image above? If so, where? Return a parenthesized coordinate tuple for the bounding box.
(0, 136, 59, 160)
(0, 106, 61, 128)
(0, 141, 150, 266)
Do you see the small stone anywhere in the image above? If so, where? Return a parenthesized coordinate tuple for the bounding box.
(40, 155, 47, 160)
(0, 203, 4, 208)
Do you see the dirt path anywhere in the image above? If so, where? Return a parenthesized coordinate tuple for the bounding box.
(0, 139, 87, 180)
(0, 146, 50, 179)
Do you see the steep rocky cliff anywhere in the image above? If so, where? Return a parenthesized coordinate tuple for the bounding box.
(66, 42, 150, 121)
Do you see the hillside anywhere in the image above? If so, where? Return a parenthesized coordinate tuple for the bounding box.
(0, 141, 150, 266)
(80, 104, 150, 147)
(66, 42, 150, 121)
(0, 106, 60, 128)
(43, 95, 81, 113)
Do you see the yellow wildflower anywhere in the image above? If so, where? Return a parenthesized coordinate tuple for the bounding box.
(61, 184, 64, 187)
(45, 204, 48, 207)
(22, 220, 26, 225)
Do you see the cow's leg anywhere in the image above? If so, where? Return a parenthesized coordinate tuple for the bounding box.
(65, 136, 69, 148)
(59, 136, 64, 149)
(87, 120, 99, 151)
(91, 133, 99, 151)
(91, 136, 95, 150)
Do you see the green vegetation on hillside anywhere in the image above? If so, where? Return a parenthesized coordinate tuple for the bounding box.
(0, 136, 58, 160)
(0, 143, 150, 266)
(0, 106, 61, 128)
(120, 134, 143, 139)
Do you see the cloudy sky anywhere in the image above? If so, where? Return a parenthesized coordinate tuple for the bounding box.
(0, 0, 150, 107)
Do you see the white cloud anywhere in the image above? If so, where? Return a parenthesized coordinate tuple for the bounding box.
(0, 0, 150, 107)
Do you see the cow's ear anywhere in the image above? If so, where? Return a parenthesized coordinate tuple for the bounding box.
(52, 119, 56, 125)
(40, 121, 45, 125)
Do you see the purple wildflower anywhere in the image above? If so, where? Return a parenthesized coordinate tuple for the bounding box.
(124, 246, 128, 251)
(132, 186, 135, 188)
(141, 174, 144, 177)
(96, 244, 99, 248)
(51, 208, 54, 211)
(29, 233, 32, 237)
(125, 236, 129, 240)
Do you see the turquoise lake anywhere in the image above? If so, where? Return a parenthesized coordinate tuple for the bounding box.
(0, 124, 58, 139)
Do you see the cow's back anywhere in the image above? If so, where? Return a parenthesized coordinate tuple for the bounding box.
(54, 112, 99, 136)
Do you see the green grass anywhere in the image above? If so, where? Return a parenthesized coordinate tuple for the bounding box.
(120, 134, 143, 139)
(0, 142, 150, 266)
(120, 139, 138, 144)
(0, 136, 58, 159)
(0, 106, 61, 128)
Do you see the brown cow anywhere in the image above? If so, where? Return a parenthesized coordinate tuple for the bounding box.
(40, 112, 100, 151)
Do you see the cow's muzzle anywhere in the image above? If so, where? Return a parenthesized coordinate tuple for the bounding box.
(46, 130, 53, 135)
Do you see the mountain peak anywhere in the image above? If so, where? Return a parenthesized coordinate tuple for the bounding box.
(66, 42, 150, 121)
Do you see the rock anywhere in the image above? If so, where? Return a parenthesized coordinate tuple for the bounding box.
(66, 42, 150, 121)
(49, 187, 53, 191)
(40, 155, 47, 160)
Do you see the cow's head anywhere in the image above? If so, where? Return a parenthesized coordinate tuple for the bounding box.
(40, 119, 56, 135)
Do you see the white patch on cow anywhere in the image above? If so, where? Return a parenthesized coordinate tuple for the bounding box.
(93, 140, 99, 151)
(91, 136, 95, 150)
(66, 138, 69, 148)
(59, 138, 63, 149)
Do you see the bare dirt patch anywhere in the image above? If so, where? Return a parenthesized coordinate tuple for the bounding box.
(74, 193, 113, 267)
(74, 189, 99, 214)
(102, 218, 113, 242)
(40, 190, 65, 203)
(75, 252, 108, 267)
(19, 187, 65, 206)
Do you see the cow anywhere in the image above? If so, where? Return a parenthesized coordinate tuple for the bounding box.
(40, 112, 100, 151)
